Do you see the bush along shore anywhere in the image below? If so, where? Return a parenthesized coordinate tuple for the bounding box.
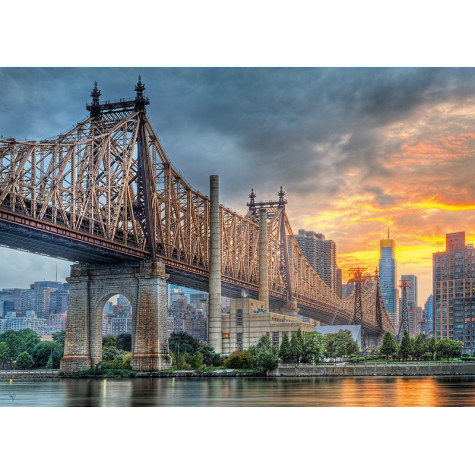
(2, 329, 474, 379)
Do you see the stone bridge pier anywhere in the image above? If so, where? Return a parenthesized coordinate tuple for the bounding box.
(60, 260, 171, 373)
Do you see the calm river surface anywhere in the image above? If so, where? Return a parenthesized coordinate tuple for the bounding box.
(3, 376, 475, 406)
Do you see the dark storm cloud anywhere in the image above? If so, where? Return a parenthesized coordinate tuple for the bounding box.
(3, 68, 475, 207)
(2, 67, 475, 289)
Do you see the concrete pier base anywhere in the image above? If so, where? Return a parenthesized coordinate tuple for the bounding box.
(60, 260, 171, 373)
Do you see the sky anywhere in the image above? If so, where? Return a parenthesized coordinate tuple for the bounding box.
(1, 67, 475, 305)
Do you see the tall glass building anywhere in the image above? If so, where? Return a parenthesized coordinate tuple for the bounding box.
(379, 237, 399, 329)
(433, 232, 475, 353)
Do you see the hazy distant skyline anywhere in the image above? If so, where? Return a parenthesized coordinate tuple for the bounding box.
(2, 67, 475, 305)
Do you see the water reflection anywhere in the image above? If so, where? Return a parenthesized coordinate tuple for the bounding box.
(3, 376, 475, 407)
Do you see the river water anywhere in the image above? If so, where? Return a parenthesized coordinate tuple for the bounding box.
(2, 375, 475, 406)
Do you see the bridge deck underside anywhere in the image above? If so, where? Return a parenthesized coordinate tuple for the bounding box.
(0, 211, 384, 335)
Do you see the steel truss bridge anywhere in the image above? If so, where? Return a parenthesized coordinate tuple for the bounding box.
(0, 79, 395, 340)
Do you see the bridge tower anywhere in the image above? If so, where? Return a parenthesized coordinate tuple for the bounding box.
(61, 260, 171, 372)
(398, 279, 411, 342)
(348, 267, 369, 350)
(60, 78, 171, 372)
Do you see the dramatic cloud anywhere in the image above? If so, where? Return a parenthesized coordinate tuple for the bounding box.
(1, 67, 475, 304)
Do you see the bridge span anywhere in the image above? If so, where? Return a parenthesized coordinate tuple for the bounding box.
(0, 78, 394, 370)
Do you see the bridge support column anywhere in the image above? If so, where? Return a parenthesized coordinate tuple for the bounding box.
(60, 260, 171, 373)
(131, 262, 171, 371)
(208, 175, 222, 354)
(258, 208, 269, 310)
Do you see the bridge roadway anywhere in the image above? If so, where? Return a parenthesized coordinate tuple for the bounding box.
(0, 205, 368, 329)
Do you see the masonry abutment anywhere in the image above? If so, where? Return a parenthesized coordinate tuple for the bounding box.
(208, 175, 222, 353)
(60, 260, 171, 373)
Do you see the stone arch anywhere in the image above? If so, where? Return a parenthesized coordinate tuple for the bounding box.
(60, 260, 172, 372)
(95, 291, 137, 357)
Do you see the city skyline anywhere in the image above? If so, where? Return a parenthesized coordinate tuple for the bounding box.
(2, 68, 475, 305)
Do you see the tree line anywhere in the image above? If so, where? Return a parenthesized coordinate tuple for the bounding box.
(379, 331, 464, 361)
(0, 329, 65, 369)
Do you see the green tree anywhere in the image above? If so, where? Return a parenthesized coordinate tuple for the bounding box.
(254, 350, 279, 371)
(0, 342, 9, 368)
(290, 331, 303, 363)
(379, 332, 398, 360)
(435, 339, 464, 360)
(194, 352, 204, 369)
(116, 333, 132, 351)
(15, 351, 34, 369)
(102, 334, 117, 348)
(175, 352, 192, 370)
(398, 330, 412, 361)
(31, 341, 63, 368)
(427, 335, 436, 359)
(46, 352, 54, 369)
(413, 333, 428, 361)
(324, 333, 338, 360)
(3, 331, 25, 361)
(326, 330, 359, 360)
(52, 330, 66, 348)
(224, 350, 254, 369)
(196, 344, 219, 366)
(301, 332, 325, 363)
(102, 345, 122, 361)
(17, 329, 40, 354)
(279, 333, 292, 363)
(169, 331, 200, 356)
(256, 335, 273, 351)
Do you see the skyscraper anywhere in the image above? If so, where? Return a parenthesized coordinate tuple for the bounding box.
(379, 234, 398, 329)
(433, 232, 475, 353)
(295, 230, 337, 291)
(401, 275, 418, 308)
(423, 294, 434, 335)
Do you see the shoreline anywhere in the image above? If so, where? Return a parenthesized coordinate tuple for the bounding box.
(3, 362, 475, 380)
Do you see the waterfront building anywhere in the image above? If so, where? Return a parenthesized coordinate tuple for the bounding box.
(1, 314, 49, 335)
(423, 295, 434, 334)
(295, 230, 338, 292)
(0, 288, 25, 312)
(48, 313, 67, 333)
(110, 317, 132, 336)
(31, 281, 64, 291)
(408, 306, 423, 337)
(0, 300, 15, 317)
(49, 289, 69, 314)
(433, 232, 475, 353)
(379, 235, 399, 329)
(20, 287, 56, 318)
(221, 298, 314, 354)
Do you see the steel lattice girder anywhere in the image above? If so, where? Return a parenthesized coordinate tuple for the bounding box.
(0, 107, 395, 336)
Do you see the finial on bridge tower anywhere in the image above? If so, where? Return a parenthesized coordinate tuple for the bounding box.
(278, 186, 286, 207)
(249, 188, 256, 208)
(134, 75, 148, 112)
(89, 81, 102, 118)
(91, 81, 101, 105)
(135, 75, 145, 101)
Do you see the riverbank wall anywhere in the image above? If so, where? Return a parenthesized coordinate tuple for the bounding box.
(271, 363, 475, 377)
(0, 369, 263, 380)
(4, 363, 475, 380)
(0, 371, 60, 380)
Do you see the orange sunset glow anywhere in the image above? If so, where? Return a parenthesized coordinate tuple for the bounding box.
(285, 99, 475, 305)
